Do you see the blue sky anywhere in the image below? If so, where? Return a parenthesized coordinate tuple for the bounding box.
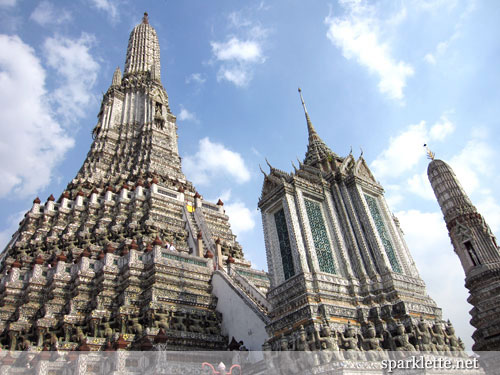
(1, 0, 499, 350)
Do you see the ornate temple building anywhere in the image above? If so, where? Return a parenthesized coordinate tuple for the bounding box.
(258, 90, 464, 354)
(428, 156, 500, 351)
(0, 12, 468, 361)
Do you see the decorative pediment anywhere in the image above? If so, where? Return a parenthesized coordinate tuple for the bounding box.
(354, 157, 377, 184)
(261, 174, 283, 198)
(339, 154, 356, 175)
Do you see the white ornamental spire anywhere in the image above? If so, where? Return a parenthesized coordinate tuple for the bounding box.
(124, 12, 161, 80)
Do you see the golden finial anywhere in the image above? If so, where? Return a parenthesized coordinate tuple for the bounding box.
(424, 144, 435, 160)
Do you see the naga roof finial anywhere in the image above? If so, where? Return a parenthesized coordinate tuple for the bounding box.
(424, 144, 435, 160)
(258, 164, 267, 177)
(265, 157, 274, 171)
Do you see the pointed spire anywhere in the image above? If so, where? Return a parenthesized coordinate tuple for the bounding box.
(298, 87, 317, 140)
(111, 66, 122, 87)
(297, 88, 337, 167)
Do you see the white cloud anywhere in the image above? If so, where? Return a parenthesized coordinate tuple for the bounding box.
(30, 1, 72, 26)
(44, 33, 99, 122)
(211, 38, 263, 63)
(371, 121, 427, 178)
(211, 36, 266, 87)
(423, 1, 476, 64)
(424, 53, 436, 64)
(448, 135, 495, 196)
(183, 137, 251, 186)
(396, 209, 474, 349)
(216, 189, 232, 203)
(384, 184, 404, 208)
(429, 115, 454, 140)
(210, 12, 268, 87)
(0, 34, 75, 198)
(186, 73, 206, 85)
(0, 0, 16, 7)
(225, 201, 256, 234)
(371, 115, 455, 179)
(257, 1, 270, 11)
(178, 106, 197, 122)
(216, 66, 250, 87)
(407, 172, 435, 200)
(251, 146, 262, 158)
(413, 0, 459, 13)
(89, 0, 118, 22)
(228, 11, 252, 29)
(325, 1, 414, 101)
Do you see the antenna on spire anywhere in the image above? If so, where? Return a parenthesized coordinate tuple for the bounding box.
(142, 12, 149, 24)
(424, 144, 435, 160)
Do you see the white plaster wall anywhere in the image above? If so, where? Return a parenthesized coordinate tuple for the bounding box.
(212, 272, 268, 351)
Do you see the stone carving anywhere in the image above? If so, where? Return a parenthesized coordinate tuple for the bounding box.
(314, 322, 344, 362)
(386, 323, 415, 351)
(412, 316, 433, 352)
(361, 322, 385, 360)
(431, 321, 449, 353)
(170, 311, 187, 332)
(444, 320, 461, 354)
(340, 321, 360, 354)
(293, 325, 311, 351)
(127, 317, 143, 336)
(186, 312, 204, 333)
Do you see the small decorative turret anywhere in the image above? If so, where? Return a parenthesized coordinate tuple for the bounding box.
(111, 66, 122, 87)
(428, 156, 500, 351)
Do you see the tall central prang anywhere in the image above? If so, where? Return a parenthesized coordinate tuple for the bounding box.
(78, 12, 184, 188)
(0, 13, 269, 351)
